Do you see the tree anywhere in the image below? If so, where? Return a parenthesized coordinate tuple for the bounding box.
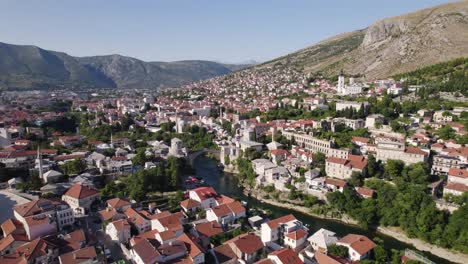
(436, 125, 456, 140)
(132, 148, 147, 166)
(59, 159, 87, 176)
(373, 245, 388, 263)
(366, 154, 382, 178)
(349, 171, 364, 187)
(383, 160, 404, 181)
(328, 245, 349, 258)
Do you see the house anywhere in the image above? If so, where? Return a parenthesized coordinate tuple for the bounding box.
(62, 183, 100, 215)
(307, 228, 338, 252)
(178, 233, 205, 264)
(0, 237, 60, 264)
(261, 214, 306, 244)
(212, 233, 264, 264)
(193, 221, 223, 248)
(267, 248, 303, 264)
(59, 246, 99, 264)
(181, 199, 201, 213)
(284, 228, 308, 251)
(444, 168, 468, 196)
(270, 149, 289, 165)
(0, 233, 28, 256)
(206, 201, 246, 225)
(131, 238, 187, 264)
(189, 186, 219, 209)
(106, 197, 131, 212)
(355, 187, 375, 199)
(375, 139, 428, 165)
(336, 234, 376, 261)
(325, 155, 367, 180)
(227, 233, 264, 263)
(106, 219, 131, 243)
(42, 170, 63, 183)
(313, 251, 350, 264)
(252, 159, 277, 176)
(324, 178, 347, 192)
(124, 207, 151, 234)
(13, 199, 74, 240)
(151, 211, 185, 237)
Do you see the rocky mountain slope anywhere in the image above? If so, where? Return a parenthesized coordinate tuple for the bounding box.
(0, 42, 248, 90)
(260, 1, 468, 79)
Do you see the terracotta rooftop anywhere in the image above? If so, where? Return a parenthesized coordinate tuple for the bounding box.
(285, 229, 308, 241)
(325, 178, 347, 188)
(192, 186, 218, 200)
(178, 233, 203, 259)
(448, 168, 468, 179)
(180, 199, 201, 210)
(269, 248, 303, 264)
(337, 234, 376, 255)
(266, 214, 297, 229)
(58, 246, 97, 264)
(106, 197, 130, 209)
(64, 184, 99, 199)
(195, 221, 223, 238)
(229, 233, 263, 254)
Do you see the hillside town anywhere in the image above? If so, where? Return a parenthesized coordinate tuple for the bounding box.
(0, 64, 467, 264)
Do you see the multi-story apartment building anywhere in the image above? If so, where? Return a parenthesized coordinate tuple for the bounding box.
(326, 155, 368, 180)
(13, 199, 74, 240)
(431, 154, 465, 175)
(62, 183, 100, 215)
(375, 139, 428, 165)
(282, 131, 350, 159)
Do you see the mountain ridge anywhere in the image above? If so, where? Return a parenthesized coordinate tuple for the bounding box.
(258, 0, 468, 79)
(0, 42, 250, 90)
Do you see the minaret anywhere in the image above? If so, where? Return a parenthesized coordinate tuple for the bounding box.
(37, 146, 43, 181)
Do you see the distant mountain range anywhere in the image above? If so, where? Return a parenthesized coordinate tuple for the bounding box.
(259, 1, 468, 79)
(0, 42, 251, 90)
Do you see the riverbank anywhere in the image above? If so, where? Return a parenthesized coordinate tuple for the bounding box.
(245, 187, 468, 264)
(377, 226, 468, 264)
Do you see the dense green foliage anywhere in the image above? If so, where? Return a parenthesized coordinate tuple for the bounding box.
(327, 160, 468, 254)
(59, 159, 87, 176)
(394, 57, 468, 96)
(102, 157, 185, 202)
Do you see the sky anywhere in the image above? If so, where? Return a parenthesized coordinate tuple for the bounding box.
(0, 0, 453, 63)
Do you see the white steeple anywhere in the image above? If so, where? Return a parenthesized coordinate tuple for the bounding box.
(337, 70, 345, 94)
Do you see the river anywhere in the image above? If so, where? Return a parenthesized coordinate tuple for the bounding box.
(193, 154, 452, 264)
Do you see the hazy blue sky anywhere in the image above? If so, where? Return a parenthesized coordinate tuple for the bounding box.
(0, 0, 452, 63)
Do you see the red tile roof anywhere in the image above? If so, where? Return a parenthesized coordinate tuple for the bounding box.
(64, 184, 99, 199)
(180, 199, 200, 210)
(445, 183, 468, 192)
(325, 178, 347, 188)
(338, 234, 376, 255)
(1, 219, 24, 237)
(266, 214, 297, 229)
(58, 246, 97, 264)
(229, 233, 263, 254)
(269, 248, 303, 264)
(285, 229, 308, 241)
(178, 233, 204, 259)
(355, 187, 375, 198)
(192, 186, 218, 200)
(210, 204, 232, 217)
(107, 197, 130, 209)
(195, 221, 223, 238)
(448, 168, 468, 179)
